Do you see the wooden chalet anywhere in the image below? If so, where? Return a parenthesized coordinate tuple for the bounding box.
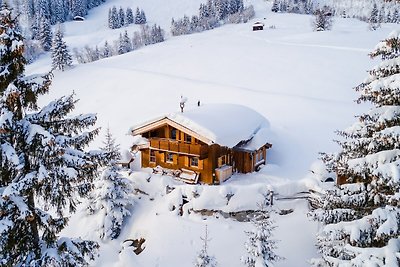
(130, 104, 272, 184)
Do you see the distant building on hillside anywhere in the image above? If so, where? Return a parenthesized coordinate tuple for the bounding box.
(73, 16, 85, 21)
(252, 21, 264, 31)
(130, 104, 272, 184)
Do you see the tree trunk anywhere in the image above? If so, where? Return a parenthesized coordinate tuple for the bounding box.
(27, 190, 40, 258)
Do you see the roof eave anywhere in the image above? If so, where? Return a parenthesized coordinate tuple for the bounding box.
(130, 117, 214, 146)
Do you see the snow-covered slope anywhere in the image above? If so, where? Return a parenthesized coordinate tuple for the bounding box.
(28, 4, 397, 179)
(25, 0, 400, 266)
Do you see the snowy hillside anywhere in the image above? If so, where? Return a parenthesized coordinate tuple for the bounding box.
(22, 0, 400, 266)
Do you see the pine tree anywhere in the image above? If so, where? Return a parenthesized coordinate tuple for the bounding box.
(87, 128, 134, 240)
(150, 24, 164, 44)
(271, 0, 279, 13)
(134, 7, 141, 24)
(51, 0, 67, 23)
(71, 0, 87, 17)
(0, 4, 101, 265)
(118, 6, 125, 27)
(117, 33, 126, 55)
(241, 201, 282, 267)
(51, 26, 72, 71)
(387, 10, 392, 23)
(0, 4, 25, 93)
(199, 4, 209, 19)
(393, 9, 399, 24)
(126, 7, 134, 25)
(309, 30, 400, 266)
(38, 15, 52, 51)
(109, 6, 118, 29)
(312, 7, 333, 31)
(122, 30, 132, 52)
(194, 226, 217, 267)
(369, 3, 380, 30)
(140, 9, 147, 24)
(378, 6, 385, 23)
(102, 40, 111, 58)
(108, 8, 113, 28)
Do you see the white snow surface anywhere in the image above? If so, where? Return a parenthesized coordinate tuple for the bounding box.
(23, 0, 400, 266)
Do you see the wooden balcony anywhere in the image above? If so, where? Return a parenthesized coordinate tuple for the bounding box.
(149, 138, 208, 159)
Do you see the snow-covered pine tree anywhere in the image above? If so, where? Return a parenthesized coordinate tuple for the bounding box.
(117, 33, 125, 55)
(150, 24, 164, 44)
(103, 40, 111, 58)
(109, 6, 119, 29)
(87, 128, 134, 240)
(140, 9, 147, 24)
(0, 4, 101, 265)
(126, 7, 134, 25)
(271, 0, 279, 13)
(387, 10, 392, 24)
(378, 6, 385, 23)
(194, 225, 217, 267)
(51, 26, 72, 71)
(51, 0, 67, 24)
(70, 0, 87, 18)
(134, 7, 141, 24)
(108, 8, 113, 28)
(309, 30, 400, 266)
(118, 6, 125, 27)
(0, 4, 25, 93)
(393, 9, 399, 24)
(312, 7, 333, 31)
(199, 3, 209, 19)
(123, 30, 132, 52)
(369, 3, 380, 30)
(241, 201, 282, 267)
(38, 15, 52, 51)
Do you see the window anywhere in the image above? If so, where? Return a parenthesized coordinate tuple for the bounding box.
(150, 150, 156, 163)
(218, 155, 226, 167)
(259, 151, 264, 161)
(166, 152, 174, 163)
(221, 155, 226, 165)
(170, 128, 177, 140)
(190, 157, 199, 167)
(256, 150, 264, 163)
(185, 134, 192, 143)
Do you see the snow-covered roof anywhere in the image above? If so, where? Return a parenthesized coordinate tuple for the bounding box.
(130, 103, 270, 148)
(253, 21, 264, 26)
(119, 149, 133, 163)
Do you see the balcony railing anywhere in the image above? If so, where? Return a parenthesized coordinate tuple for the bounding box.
(149, 138, 208, 159)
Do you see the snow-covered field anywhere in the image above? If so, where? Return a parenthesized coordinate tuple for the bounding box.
(26, 0, 400, 266)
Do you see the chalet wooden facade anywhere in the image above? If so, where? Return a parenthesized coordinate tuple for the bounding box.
(252, 22, 264, 31)
(130, 104, 272, 184)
